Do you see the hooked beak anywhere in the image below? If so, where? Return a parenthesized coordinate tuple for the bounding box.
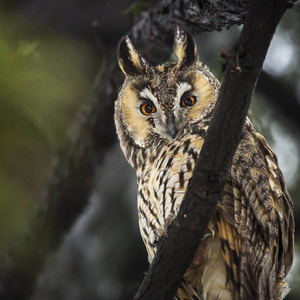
(166, 112, 177, 139)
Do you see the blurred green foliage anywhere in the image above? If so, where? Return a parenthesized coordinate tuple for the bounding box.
(122, 1, 149, 15)
(0, 13, 97, 241)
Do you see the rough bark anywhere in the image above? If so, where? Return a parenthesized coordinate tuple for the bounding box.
(130, 0, 250, 64)
(133, 0, 295, 299)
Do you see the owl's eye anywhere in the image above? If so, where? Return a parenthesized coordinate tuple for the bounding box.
(140, 103, 156, 115)
(181, 95, 197, 107)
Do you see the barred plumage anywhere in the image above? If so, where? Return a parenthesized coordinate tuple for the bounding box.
(114, 27, 294, 300)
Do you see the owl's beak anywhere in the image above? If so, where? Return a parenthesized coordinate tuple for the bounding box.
(166, 113, 177, 139)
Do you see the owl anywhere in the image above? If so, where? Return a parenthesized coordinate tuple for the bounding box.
(114, 27, 294, 300)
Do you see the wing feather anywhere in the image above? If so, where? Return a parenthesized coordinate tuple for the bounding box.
(218, 120, 294, 300)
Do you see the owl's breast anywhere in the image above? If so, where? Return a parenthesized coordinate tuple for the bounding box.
(137, 136, 203, 261)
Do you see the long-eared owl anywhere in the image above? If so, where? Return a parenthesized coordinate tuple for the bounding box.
(114, 27, 294, 300)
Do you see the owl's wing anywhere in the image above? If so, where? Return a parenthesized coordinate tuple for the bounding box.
(217, 120, 294, 300)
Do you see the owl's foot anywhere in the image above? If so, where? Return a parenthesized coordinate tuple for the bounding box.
(163, 213, 176, 238)
(153, 228, 165, 241)
(152, 214, 176, 243)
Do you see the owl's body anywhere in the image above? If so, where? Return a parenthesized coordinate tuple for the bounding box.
(115, 28, 294, 300)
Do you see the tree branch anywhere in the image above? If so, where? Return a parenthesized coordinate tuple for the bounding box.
(133, 0, 295, 299)
(130, 0, 250, 64)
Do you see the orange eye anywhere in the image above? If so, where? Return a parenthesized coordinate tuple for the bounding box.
(140, 103, 156, 115)
(181, 95, 197, 107)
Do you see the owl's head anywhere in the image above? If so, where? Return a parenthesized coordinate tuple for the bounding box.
(115, 27, 220, 150)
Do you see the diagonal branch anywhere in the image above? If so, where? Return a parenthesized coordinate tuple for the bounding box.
(133, 0, 295, 299)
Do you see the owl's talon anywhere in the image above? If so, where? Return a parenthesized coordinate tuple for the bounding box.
(153, 228, 165, 239)
(189, 261, 200, 269)
(162, 214, 176, 238)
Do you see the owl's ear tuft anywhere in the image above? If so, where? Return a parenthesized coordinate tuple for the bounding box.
(174, 26, 197, 69)
(118, 36, 148, 76)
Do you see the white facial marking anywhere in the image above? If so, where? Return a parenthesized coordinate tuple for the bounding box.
(140, 88, 157, 105)
(177, 82, 192, 104)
